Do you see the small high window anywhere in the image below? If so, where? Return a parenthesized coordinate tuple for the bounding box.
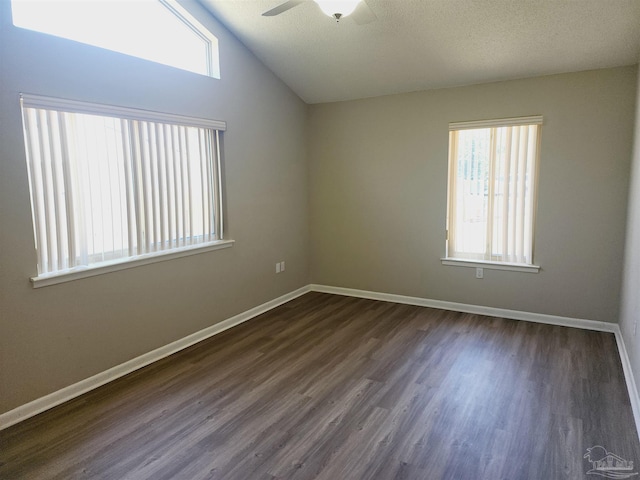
(11, 0, 219, 78)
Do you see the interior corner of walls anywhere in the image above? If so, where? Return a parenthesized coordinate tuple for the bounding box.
(613, 327, 640, 443)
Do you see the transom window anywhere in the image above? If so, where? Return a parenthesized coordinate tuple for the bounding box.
(11, 0, 219, 78)
(445, 116, 542, 267)
(20, 94, 227, 285)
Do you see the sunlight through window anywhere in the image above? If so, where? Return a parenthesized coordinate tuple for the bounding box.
(446, 117, 542, 265)
(11, 0, 219, 78)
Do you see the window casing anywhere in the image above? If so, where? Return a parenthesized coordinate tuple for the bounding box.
(20, 94, 227, 284)
(445, 116, 542, 267)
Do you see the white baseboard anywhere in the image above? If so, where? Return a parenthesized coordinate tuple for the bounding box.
(309, 284, 640, 442)
(0, 285, 311, 431)
(310, 284, 617, 332)
(3, 282, 640, 444)
(613, 327, 640, 442)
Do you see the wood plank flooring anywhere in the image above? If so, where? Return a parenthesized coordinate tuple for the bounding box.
(1, 292, 639, 479)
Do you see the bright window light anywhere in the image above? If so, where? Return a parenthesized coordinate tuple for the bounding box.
(20, 94, 226, 279)
(11, 0, 220, 78)
(446, 117, 542, 265)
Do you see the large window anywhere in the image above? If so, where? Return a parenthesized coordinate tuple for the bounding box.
(20, 94, 229, 286)
(445, 116, 542, 269)
(11, 0, 219, 78)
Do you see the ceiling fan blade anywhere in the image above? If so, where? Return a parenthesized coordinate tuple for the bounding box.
(262, 0, 307, 16)
(351, 0, 377, 25)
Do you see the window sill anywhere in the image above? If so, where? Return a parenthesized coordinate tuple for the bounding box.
(441, 258, 540, 273)
(30, 239, 235, 288)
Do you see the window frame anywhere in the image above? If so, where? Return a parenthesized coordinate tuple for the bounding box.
(442, 115, 542, 273)
(159, 0, 220, 78)
(20, 93, 232, 288)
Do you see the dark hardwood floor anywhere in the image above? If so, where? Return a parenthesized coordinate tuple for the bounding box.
(1, 292, 639, 479)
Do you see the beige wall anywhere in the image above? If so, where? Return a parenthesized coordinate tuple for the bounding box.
(0, 1, 309, 414)
(309, 66, 637, 321)
(620, 64, 640, 394)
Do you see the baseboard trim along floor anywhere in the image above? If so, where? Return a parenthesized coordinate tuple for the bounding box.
(309, 284, 640, 442)
(2, 283, 639, 443)
(0, 286, 311, 430)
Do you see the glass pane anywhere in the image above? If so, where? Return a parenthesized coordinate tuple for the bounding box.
(11, 0, 215, 77)
(22, 103, 219, 275)
(72, 113, 131, 262)
(449, 123, 538, 264)
(454, 128, 491, 256)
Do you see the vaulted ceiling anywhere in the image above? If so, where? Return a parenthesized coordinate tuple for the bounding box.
(200, 0, 640, 104)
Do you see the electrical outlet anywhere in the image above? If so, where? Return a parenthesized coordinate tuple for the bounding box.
(475, 267, 484, 279)
(276, 262, 281, 274)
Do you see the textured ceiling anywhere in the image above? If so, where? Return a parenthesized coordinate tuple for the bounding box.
(200, 0, 640, 104)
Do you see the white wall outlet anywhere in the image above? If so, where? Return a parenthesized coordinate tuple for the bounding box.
(475, 267, 484, 279)
(276, 262, 281, 273)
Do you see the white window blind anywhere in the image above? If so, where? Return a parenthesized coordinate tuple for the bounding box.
(446, 116, 541, 265)
(20, 94, 226, 277)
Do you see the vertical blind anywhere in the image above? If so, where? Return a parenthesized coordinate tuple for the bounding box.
(20, 94, 225, 276)
(447, 117, 541, 265)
